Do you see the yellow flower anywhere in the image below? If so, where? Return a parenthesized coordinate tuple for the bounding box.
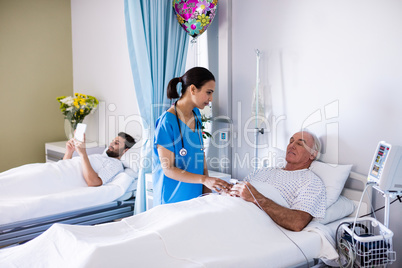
(197, 14, 210, 27)
(56, 93, 99, 129)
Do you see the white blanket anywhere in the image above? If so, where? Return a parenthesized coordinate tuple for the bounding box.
(0, 161, 134, 225)
(0, 190, 339, 268)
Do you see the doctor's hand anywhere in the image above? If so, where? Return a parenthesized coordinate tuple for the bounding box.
(203, 177, 232, 194)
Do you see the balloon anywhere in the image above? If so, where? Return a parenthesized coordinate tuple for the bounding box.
(173, 0, 218, 40)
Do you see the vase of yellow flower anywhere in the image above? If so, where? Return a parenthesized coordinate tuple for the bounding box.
(57, 93, 99, 139)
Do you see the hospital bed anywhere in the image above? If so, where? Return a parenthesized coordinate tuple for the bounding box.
(0, 168, 138, 248)
(0, 161, 372, 267)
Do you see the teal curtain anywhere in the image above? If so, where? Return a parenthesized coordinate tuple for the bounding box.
(124, 0, 189, 214)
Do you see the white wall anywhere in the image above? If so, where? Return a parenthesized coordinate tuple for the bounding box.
(0, 0, 73, 172)
(71, 0, 141, 148)
(229, 0, 402, 266)
(231, 0, 402, 178)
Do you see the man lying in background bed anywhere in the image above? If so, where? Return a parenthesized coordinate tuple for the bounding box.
(0, 132, 135, 188)
(229, 130, 326, 232)
(62, 132, 135, 186)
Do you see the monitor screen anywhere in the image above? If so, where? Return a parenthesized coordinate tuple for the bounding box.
(369, 144, 390, 181)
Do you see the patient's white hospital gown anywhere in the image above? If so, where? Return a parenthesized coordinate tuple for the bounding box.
(245, 167, 326, 218)
(0, 154, 124, 198)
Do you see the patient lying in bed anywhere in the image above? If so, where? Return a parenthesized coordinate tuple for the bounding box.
(0, 132, 135, 188)
(0, 132, 136, 226)
(229, 130, 326, 231)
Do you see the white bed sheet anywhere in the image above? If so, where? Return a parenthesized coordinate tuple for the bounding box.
(0, 167, 135, 226)
(0, 193, 339, 268)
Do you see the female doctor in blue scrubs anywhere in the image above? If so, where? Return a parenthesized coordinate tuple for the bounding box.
(153, 67, 231, 206)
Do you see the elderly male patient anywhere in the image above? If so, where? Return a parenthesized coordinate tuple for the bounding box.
(62, 132, 136, 186)
(230, 130, 326, 232)
(0, 132, 135, 188)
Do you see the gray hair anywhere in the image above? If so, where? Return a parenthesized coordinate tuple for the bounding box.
(300, 129, 321, 160)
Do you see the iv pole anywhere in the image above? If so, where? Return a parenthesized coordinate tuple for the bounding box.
(254, 49, 264, 170)
(373, 186, 400, 228)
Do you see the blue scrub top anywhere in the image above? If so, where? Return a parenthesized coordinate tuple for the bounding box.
(152, 108, 205, 206)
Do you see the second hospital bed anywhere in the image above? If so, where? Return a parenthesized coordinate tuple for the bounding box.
(0, 153, 139, 247)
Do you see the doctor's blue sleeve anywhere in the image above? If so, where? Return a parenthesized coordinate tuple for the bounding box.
(154, 117, 175, 153)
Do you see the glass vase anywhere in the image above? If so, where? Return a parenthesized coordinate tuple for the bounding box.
(64, 119, 78, 140)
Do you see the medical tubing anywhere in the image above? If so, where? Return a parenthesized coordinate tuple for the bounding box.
(361, 184, 392, 254)
(174, 101, 204, 155)
(244, 183, 264, 211)
(174, 102, 185, 149)
(359, 195, 401, 218)
(351, 183, 387, 242)
(336, 222, 356, 268)
(244, 183, 310, 268)
(349, 183, 372, 251)
(337, 183, 389, 267)
(361, 184, 378, 221)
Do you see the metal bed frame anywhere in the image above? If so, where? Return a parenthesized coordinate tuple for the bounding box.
(0, 199, 135, 247)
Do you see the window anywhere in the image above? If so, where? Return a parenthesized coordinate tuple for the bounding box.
(185, 32, 209, 70)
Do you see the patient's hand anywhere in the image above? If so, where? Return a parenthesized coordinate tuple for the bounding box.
(63, 139, 76, 160)
(66, 139, 75, 153)
(230, 182, 261, 203)
(74, 134, 87, 156)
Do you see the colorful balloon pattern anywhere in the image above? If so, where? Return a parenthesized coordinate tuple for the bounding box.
(173, 0, 218, 39)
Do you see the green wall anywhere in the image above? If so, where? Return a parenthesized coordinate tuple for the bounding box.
(0, 0, 73, 172)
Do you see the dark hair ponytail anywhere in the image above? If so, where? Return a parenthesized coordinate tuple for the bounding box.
(166, 67, 215, 99)
(166, 77, 181, 99)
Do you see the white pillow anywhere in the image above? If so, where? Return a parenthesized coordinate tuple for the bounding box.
(314, 195, 355, 224)
(120, 146, 141, 174)
(124, 167, 138, 179)
(309, 161, 352, 208)
(102, 147, 140, 177)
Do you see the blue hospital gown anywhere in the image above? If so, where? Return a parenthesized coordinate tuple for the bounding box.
(152, 108, 205, 207)
(245, 167, 326, 218)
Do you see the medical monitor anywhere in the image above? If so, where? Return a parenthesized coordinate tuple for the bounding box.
(368, 141, 402, 192)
